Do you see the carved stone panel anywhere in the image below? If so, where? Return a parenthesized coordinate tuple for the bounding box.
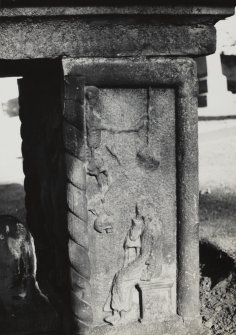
(63, 57, 200, 335)
(85, 87, 177, 325)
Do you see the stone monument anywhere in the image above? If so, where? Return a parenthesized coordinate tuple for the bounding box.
(0, 1, 235, 335)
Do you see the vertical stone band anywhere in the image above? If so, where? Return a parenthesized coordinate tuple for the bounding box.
(63, 75, 93, 335)
(176, 62, 200, 321)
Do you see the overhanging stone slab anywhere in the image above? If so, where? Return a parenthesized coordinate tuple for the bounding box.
(0, 19, 215, 58)
(0, 4, 235, 59)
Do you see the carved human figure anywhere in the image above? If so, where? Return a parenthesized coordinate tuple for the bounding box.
(123, 213, 143, 267)
(104, 202, 162, 325)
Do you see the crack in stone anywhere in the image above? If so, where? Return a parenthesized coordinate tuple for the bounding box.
(105, 145, 122, 166)
(99, 114, 148, 135)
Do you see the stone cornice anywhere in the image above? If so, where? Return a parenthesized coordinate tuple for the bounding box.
(0, 2, 235, 59)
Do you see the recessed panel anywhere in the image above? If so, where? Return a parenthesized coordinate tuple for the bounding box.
(86, 87, 176, 325)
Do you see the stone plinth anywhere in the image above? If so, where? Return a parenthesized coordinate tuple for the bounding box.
(0, 2, 235, 335)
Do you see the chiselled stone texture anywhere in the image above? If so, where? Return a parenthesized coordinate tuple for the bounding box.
(0, 215, 59, 334)
(0, 19, 216, 59)
(0, 4, 234, 59)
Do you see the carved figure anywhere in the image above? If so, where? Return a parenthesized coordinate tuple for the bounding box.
(87, 155, 109, 192)
(92, 211, 113, 234)
(104, 202, 162, 325)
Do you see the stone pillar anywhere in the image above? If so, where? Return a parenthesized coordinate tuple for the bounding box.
(62, 57, 200, 335)
(176, 73, 199, 321)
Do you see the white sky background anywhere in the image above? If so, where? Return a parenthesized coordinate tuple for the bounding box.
(0, 77, 19, 104)
(216, 9, 236, 54)
(0, 77, 23, 185)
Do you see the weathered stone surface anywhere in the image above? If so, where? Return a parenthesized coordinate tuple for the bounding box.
(0, 215, 59, 334)
(63, 57, 198, 86)
(0, 2, 234, 59)
(86, 87, 177, 325)
(0, 18, 216, 59)
(139, 281, 174, 323)
(61, 57, 202, 335)
(0, 1, 234, 334)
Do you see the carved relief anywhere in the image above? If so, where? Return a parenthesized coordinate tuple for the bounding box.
(85, 86, 109, 191)
(92, 211, 113, 234)
(85, 87, 160, 176)
(85, 87, 113, 234)
(103, 201, 162, 325)
(84, 87, 167, 324)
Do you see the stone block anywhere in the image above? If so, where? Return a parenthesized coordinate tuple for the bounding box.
(0, 2, 234, 334)
(62, 57, 200, 334)
(139, 281, 174, 323)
